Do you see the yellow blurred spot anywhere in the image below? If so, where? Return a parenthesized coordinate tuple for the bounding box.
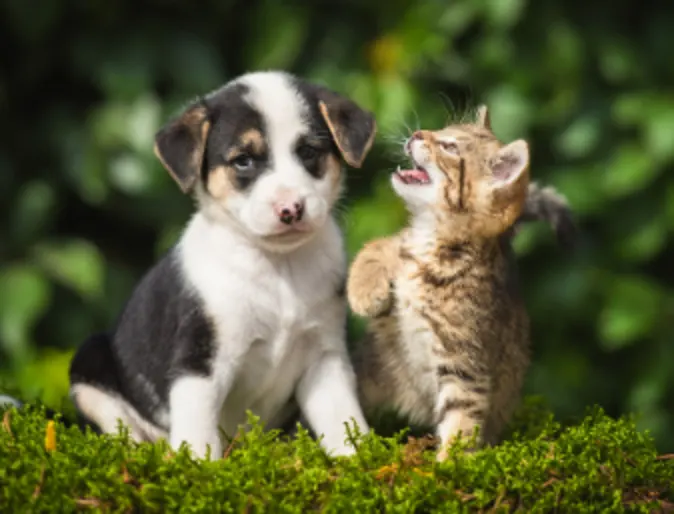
(375, 463, 399, 479)
(412, 467, 433, 477)
(368, 35, 402, 76)
(45, 421, 56, 452)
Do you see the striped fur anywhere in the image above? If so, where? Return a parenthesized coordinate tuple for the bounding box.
(348, 107, 535, 461)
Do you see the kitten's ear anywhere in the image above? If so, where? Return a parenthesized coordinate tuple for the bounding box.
(476, 105, 492, 131)
(154, 102, 211, 193)
(490, 139, 529, 188)
(316, 90, 376, 168)
(486, 139, 530, 232)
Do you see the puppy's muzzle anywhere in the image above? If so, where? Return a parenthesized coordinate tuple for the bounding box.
(274, 200, 305, 225)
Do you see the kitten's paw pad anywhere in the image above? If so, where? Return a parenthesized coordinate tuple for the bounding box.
(348, 280, 393, 318)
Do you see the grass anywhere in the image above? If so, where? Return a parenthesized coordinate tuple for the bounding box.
(1, 397, 673, 513)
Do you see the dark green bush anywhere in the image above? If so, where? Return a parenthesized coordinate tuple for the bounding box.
(1, 399, 672, 513)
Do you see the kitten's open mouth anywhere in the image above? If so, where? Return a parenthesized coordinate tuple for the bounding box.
(393, 165, 431, 185)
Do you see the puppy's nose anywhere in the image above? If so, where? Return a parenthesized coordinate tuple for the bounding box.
(274, 200, 305, 225)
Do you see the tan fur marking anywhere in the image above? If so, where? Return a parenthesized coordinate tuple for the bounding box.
(154, 108, 211, 194)
(319, 101, 376, 168)
(324, 153, 343, 202)
(225, 129, 266, 161)
(206, 165, 235, 200)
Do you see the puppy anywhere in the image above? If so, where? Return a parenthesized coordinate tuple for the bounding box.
(69, 71, 377, 459)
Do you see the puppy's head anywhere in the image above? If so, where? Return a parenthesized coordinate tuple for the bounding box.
(154, 71, 376, 253)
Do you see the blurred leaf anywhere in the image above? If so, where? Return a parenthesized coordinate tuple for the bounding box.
(644, 103, 674, 163)
(61, 125, 108, 206)
(665, 183, 674, 231)
(601, 145, 658, 198)
(127, 94, 162, 154)
(164, 34, 225, 91)
(155, 224, 184, 258)
(10, 348, 73, 410)
(483, 0, 525, 28)
(32, 240, 105, 302)
(0, 264, 52, 361)
(615, 215, 667, 264)
(438, 3, 479, 33)
(345, 177, 406, 258)
(374, 76, 415, 132)
(598, 276, 664, 350)
(598, 38, 639, 84)
(486, 86, 532, 141)
(547, 166, 607, 215)
(556, 114, 601, 159)
(512, 224, 552, 256)
(245, 0, 308, 70)
(9, 180, 57, 244)
(613, 92, 656, 127)
(108, 154, 152, 195)
(369, 35, 403, 76)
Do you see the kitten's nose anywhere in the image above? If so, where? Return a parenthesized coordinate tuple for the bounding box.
(405, 131, 424, 153)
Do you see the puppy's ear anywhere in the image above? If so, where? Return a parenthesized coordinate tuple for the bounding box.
(316, 90, 376, 168)
(154, 103, 211, 193)
(476, 105, 492, 131)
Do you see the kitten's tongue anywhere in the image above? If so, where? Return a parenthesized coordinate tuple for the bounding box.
(395, 168, 430, 184)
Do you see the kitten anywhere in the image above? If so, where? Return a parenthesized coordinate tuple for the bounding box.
(347, 106, 566, 460)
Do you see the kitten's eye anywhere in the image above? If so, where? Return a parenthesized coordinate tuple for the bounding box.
(440, 141, 460, 155)
(297, 144, 320, 161)
(231, 154, 254, 170)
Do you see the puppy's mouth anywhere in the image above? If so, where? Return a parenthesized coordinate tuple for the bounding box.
(393, 164, 431, 185)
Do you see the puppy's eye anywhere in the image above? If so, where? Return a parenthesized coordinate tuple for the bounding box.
(231, 154, 254, 170)
(440, 141, 459, 155)
(297, 144, 320, 161)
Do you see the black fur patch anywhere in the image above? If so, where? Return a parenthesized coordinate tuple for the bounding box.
(202, 83, 269, 191)
(69, 249, 216, 427)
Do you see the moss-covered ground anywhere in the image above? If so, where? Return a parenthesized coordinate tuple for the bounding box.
(1, 398, 672, 513)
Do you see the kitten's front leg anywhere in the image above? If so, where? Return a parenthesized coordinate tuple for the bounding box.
(347, 236, 400, 318)
(169, 372, 232, 460)
(435, 369, 491, 462)
(296, 349, 370, 457)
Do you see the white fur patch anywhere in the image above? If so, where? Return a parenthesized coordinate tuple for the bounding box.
(71, 383, 167, 442)
(169, 375, 223, 459)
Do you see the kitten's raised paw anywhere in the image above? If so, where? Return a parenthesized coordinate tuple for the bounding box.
(348, 277, 393, 318)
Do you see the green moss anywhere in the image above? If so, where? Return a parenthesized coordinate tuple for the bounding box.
(1, 399, 672, 513)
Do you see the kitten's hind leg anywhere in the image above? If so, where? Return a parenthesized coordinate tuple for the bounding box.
(435, 367, 491, 461)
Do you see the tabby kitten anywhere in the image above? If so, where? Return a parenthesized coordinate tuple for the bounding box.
(347, 106, 559, 461)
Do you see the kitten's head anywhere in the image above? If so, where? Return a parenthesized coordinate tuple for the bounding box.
(392, 106, 530, 239)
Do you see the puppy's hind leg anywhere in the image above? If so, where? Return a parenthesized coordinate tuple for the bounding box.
(70, 383, 147, 442)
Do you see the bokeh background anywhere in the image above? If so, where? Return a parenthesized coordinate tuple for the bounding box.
(1, 0, 673, 450)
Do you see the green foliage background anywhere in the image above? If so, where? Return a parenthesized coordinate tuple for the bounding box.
(1, 0, 673, 449)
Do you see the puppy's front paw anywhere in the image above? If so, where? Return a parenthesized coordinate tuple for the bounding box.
(348, 275, 393, 318)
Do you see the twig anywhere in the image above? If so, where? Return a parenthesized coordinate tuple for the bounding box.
(32, 466, 46, 499)
(223, 433, 241, 460)
(2, 410, 11, 437)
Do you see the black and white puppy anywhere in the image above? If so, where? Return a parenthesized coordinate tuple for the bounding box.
(69, 71, 377, 459)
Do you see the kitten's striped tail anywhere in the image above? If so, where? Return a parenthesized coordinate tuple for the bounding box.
(516, 182, 577, 248)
